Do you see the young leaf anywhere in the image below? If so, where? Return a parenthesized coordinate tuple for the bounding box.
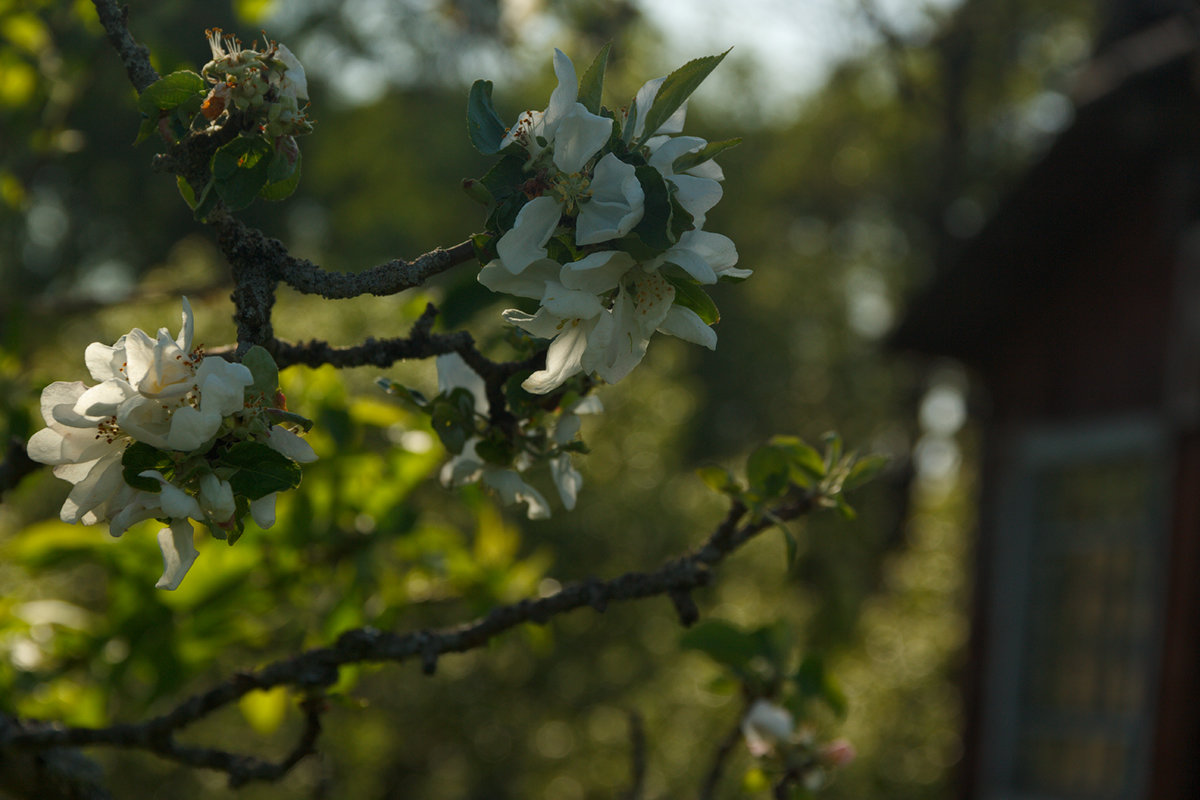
(629, 165, 674, 251)
(637, 50, 730, 143)
(242, 345, 280, 400)
(121, 442, 174, 492)
(220, 441, 303, 500)
(467, 80, 509, 155)
(844, 454, 889, 491)
(577, 43, 612, 115)
(259, 153, 302, 201)
(747, 444, 790, 499)
(211, 136, 274, 211)
(679, 619, 760, 673)
(664, 275, 720, 325)
(696, 464, 738, 495)
(672, 137, 742, 174)
(137, 70, 206, 115)
(769, 435, 825, 487)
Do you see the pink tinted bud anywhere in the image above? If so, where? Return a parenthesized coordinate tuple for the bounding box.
(274, 390, 288, 410)
(820, 738, 856, 767)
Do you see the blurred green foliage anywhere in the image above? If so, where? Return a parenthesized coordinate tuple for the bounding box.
(0, 0, 1100, 797)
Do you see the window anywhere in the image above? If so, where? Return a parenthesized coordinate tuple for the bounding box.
(980, 418, 1171, 800)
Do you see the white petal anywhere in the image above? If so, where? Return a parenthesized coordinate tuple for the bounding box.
(59, 452, 125, 524)
(250, 493, 278, 528)
(628, 271, 676, 336)
(681, 230, 739, 272)
(662, 247, 718, 285)
(632, 76, 687, 140)
(155, 520, 199, 590)
(570, 395, 603, 415)
(560, 250, 635, 295)
(550, 454, 581, 510)
(267, 425, 318, 463)
(497, 196, 561, 274)
(540, 283, 604, 320)
(552, 105, 613, 175)
(659, 306, 717, 350)
(478, 258, 560, 299)
(576, 154, 644, 245)
(589, 292, 648, 384)
(39, 381, 88, 426)
(502, 307, 566, 340)
(273, 44, 309, 101)
(522, 321, 591, 394)
(198, 473, 236, 522)
(647, 135, 709, 173)
(84, 342, 125, 383)
(108, 495, 162, 538)
(139, 470, 204, 520)
(195, 357, 252, 417)
(436, 353, 488, 414)
(116, 398, 172, 450)
(542, 49, 580, 137)
(667, 174, 722, 228)
(166, 405, 222, 452)
(176, 297, 195, 352)
(483, 469, 551, 519)
(73, 380, 135, 418)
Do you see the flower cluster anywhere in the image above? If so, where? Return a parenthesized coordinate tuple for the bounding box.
(383, 354, 598, 519)
(468, 48, 749, 395)
(200, 29, 311, 141)
(28, 299, 315, 589)
(742, 699, 856, 792)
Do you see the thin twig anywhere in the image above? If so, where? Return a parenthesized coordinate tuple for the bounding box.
(699, 708, 749, 800)
(2, 491, 815, 786)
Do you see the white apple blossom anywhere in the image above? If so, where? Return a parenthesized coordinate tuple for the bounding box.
(434, 354, 596, 516)
(28, 298, 316, 590)
(491, 50, 643, 272)
(742, 699, 795, 757)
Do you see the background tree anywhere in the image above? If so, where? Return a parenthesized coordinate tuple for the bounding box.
(0, 0, 1099, 798)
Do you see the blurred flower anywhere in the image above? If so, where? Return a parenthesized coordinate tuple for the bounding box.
(742, 699, 795, 757)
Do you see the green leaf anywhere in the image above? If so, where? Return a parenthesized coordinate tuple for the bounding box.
(134, 115, 159, 146)
(835, 494, 857, 520)
(664, 274, 720, 325)
(747, 444, 791, 499)
(773, 515, 798, 565)
(121, 442, 174, 492)
(265, 409, 314, 432)
(377, 378, 428, 408)
(467, 80, 508, 155)
(671, 137, 742, 173)
(844, 454, 889, 491)
(176, 175, 198, 209)
(680, 620, 759, 673)
(430, 395, 472, 455)
(577, 43, 612, 114)
(260, 150, 301, 201)
(769, 435, 825, 487)
(219, 441, 303, 500)
(822, 431, 843, 470)
(637, 50, 730, 143)
(696, 465, 738, 494)
(137, 70, 206, 115)
(242, 345, 279, 400)
(630, 165, 674, 251)
(211, 136, 274, 211)
(794, 654, 848, 718)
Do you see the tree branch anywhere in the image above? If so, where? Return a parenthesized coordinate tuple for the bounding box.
(1, 490, 815, 786)
(211, 216, 475, 300)
(90, 0, 159, 93)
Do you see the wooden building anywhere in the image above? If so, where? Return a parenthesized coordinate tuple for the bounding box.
(891, 14, 1200, 800)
